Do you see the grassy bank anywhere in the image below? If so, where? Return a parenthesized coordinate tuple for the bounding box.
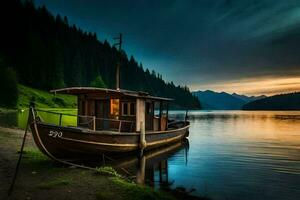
(0, 128, 173, 200)
(0, 127, 205, 200)
(17, 84, 77, 109)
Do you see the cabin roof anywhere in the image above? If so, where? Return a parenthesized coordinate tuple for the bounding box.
(50, 87, 173, 101)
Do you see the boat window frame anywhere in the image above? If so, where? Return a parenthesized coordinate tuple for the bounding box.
(121, 101, 136, 116)
(146, 102, 153, 114)
(110, 99, 120, 116)
(130, 102, 135, 116)
(122, 102, 129, 116)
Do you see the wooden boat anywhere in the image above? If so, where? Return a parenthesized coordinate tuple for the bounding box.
(29, 87, 190, 158)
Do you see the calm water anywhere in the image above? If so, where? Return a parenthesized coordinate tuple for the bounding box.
(1, 110, 300, 200)
(167, 111, 300, 200)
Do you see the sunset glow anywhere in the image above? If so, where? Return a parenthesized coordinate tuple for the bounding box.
(192, 76, 300, 96)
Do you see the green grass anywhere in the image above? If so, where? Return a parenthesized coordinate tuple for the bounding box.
(21, 148, 55, 168)
(95, 166, 122, 177)
(21, 149, 174, 199)
(23, 148, 49, 161)
(37, 177, 71, 189)
(94, 167, 174, 200)
(96, 177, 174, 200)
(17, 84, 77, 109)
(35, 109, 78, 127)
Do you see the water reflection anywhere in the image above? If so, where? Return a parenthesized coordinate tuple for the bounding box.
(169, 111, 300, 200)
(106, 139, 189, 190)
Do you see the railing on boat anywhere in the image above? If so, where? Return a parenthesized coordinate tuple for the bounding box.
(35, 109, 135, 132)
(78, 115, 134, 132)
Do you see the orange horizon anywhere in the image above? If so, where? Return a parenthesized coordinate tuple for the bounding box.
(190, 77, 300, 96)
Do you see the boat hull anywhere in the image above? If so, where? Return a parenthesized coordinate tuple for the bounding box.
(29, 111, 190, 158)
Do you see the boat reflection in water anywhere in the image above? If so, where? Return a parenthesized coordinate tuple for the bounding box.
(105, 139, 189, 190)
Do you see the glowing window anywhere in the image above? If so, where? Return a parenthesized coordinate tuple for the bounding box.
(110, 99, 119, 116)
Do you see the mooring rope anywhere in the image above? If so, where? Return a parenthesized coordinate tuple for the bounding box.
(8, 117, 30, 195)
(8, 107, 135, 197)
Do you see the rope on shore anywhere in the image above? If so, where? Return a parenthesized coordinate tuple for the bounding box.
(8, 107, 134, 197)
(8, 117, 30, 195)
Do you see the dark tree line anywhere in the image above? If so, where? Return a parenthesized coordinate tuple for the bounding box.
(0, 0, 200, 109)
(0, 57, 18, 108)
(242, 92, 300, 110)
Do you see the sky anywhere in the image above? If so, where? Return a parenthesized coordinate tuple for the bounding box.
(34, 0, 300, 96)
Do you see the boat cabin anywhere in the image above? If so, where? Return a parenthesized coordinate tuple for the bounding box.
(51, 87, 172, 133)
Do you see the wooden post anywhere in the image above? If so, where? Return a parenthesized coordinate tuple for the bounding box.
(118, 121, 122, 132)
(159, 101, 162, 131)
(114, 33, 122, 90)
(185, 110, 188, 123)
(59, 114, 62, 126)
(136, 98, 145, 132)
(165, 160, 169, 182)
(166, 103, 169, 129)
(116, 62, 120, 90)
(136, 155, 146, 185)
(93, 116, 96, 131)
(140, 121, 146, 150)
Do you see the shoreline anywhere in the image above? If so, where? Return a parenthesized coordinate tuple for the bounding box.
(0, 126, 206, 200)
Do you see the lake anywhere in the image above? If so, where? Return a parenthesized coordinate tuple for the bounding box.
(0, 109, 300, 200)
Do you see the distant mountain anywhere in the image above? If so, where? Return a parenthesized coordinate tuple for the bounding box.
(192, 90, 266, 110)
(232, 93, 266, 103)
(193, 90, 242, 110)
(242, 92, 300, 110)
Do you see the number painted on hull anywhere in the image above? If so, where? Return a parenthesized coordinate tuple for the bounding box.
(49, 130, 63, 138)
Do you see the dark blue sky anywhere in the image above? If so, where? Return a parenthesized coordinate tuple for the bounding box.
(34, 0, 300, 95)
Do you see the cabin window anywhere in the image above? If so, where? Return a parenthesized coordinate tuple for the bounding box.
(110, 99, 120, 116)
(130, 102, 135, 116)
(121, 102, 135, 116)
(146, 102, 152, 114)
(122, 102, 128, 115)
